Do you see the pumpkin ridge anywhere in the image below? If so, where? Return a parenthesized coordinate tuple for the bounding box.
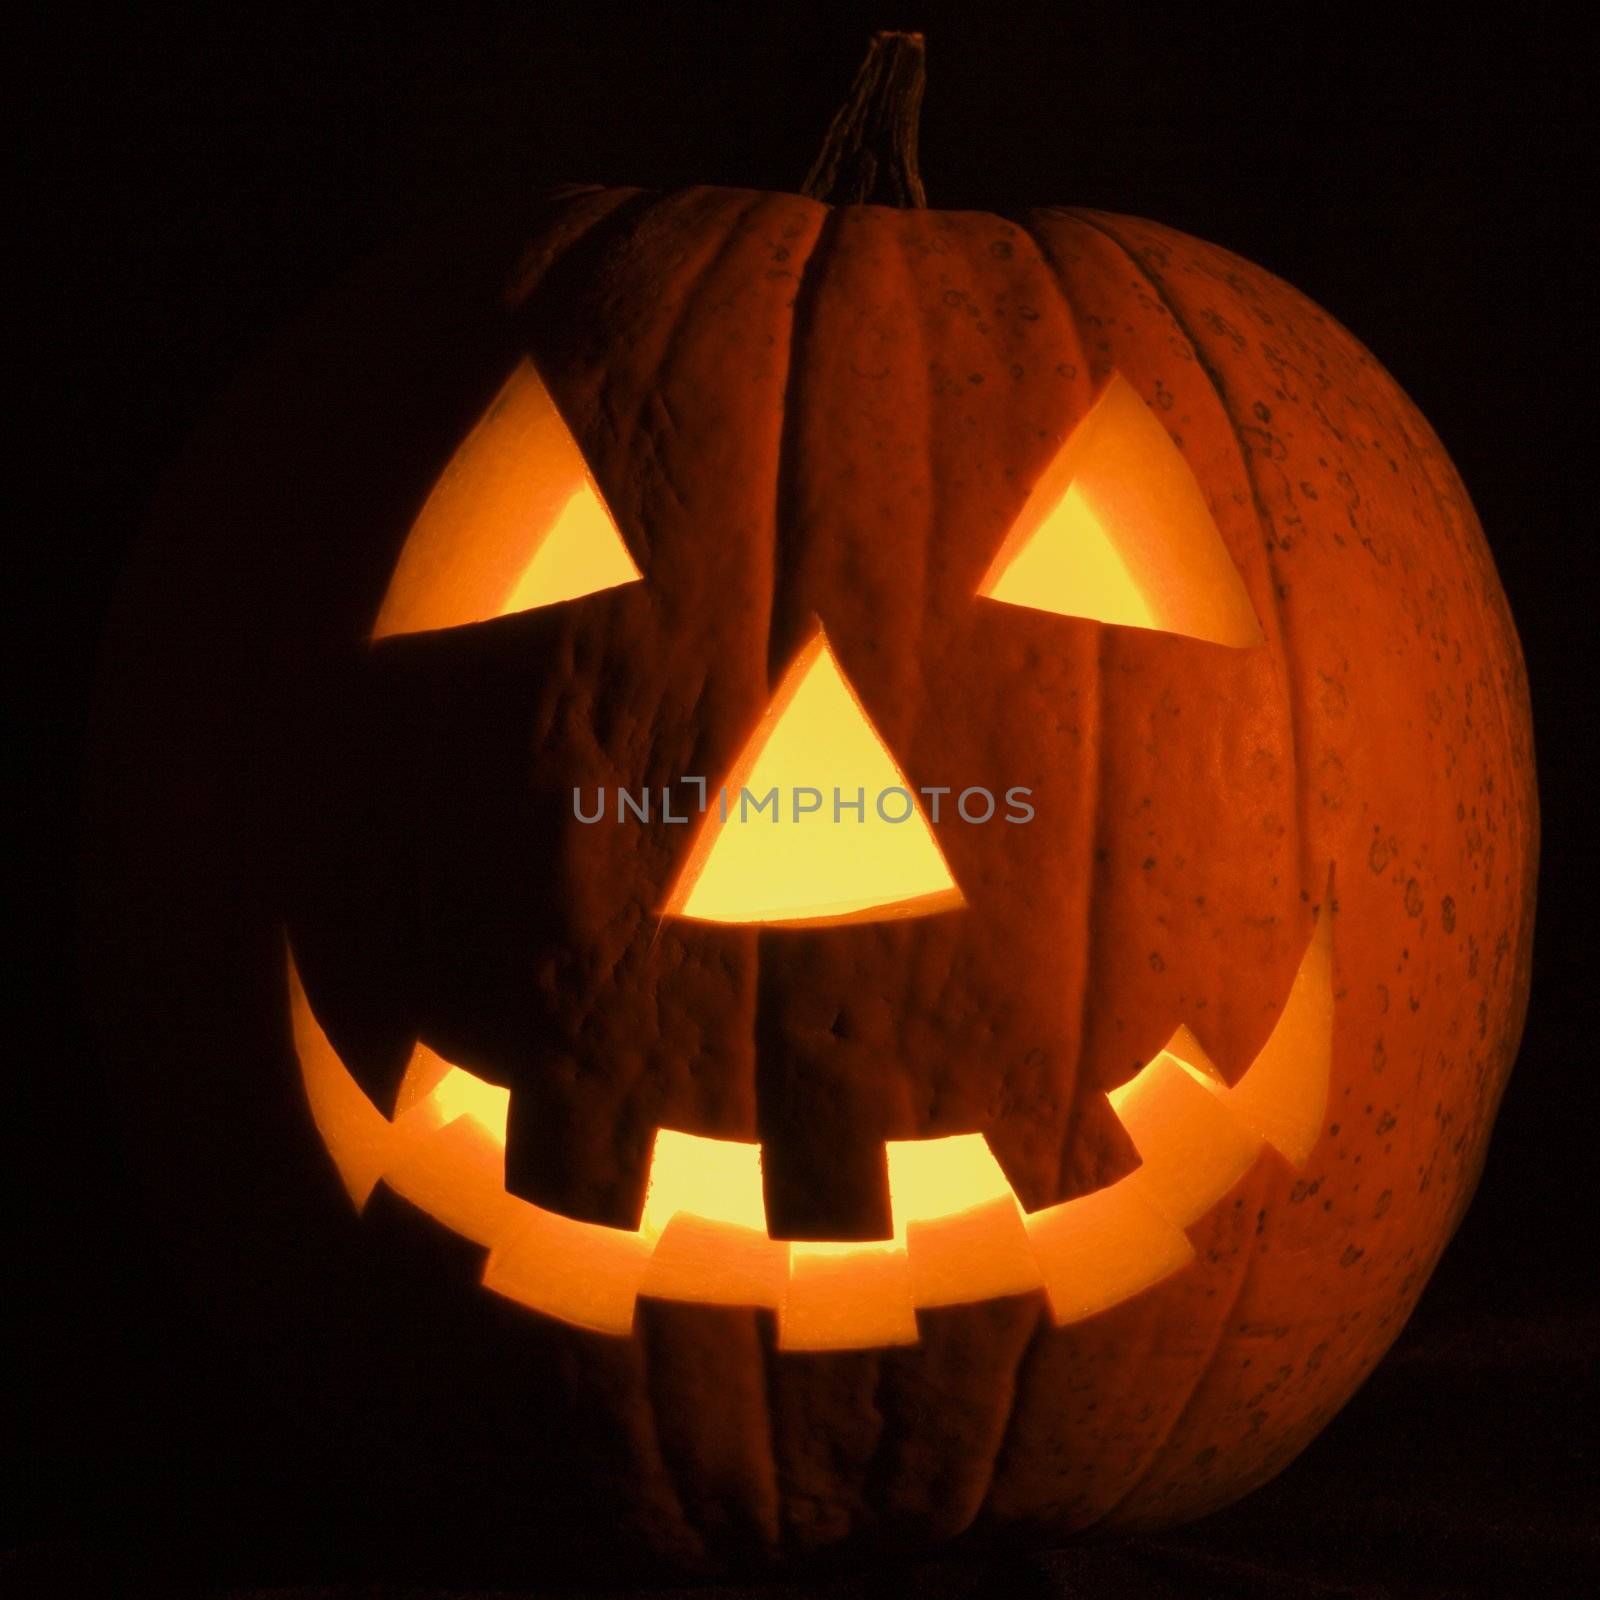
(1087, 1194, 1261, 1530)
(755, 1314, 789, 1558)
(653, 193, 829, 1560)
(747, 192, 836, 1242)
(1010, 209, 1128, 1203)
(899, 216, 936, 796)
(974, 1303, 1050, 1527)
(640, 1304, 782, 1562)
(1011, 208, 1095, 393)
(635, 1303, 697, 1557)
(848, 1349, 895, 1549)
(748, 204, 912, 1240)
(1064, 629, 1108, 1194)
(636, 188, 789, 588)
(506, 184, 650, 311)
(991, 210, 1113, 1206)
(601, 187, 770, 565)
(612, 189, 835, 1557)
(1066, 207, 1316, 921)
(963, 1298, 1050, 1538)
(629, 1324, 713, 1566)
(768, 201, 844, 688)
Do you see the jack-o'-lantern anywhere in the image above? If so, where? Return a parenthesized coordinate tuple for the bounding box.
(113, 32, 1537, 1578)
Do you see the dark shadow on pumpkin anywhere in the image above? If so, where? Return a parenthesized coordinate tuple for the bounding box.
(281, 596, 1154, 1243)
(286, 593, 673, 1229)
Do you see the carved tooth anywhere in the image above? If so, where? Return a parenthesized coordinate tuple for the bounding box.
(1023, 1173, 1194, 1325)
(890, 1134, 1040, 1307)
(1101, 899, 1335, 1234)
(392, 1039, 456, 1118)
(780, 1242, 919, 1350)
(1107, 1049, 1263, 1229)
(636, 1129, 786, 1306)
(482, 1208, 651, 1336)
(382, 1115, 521, 1248)
(904, 1200, 1040, 1308)
(639, 1214, 789, 1308)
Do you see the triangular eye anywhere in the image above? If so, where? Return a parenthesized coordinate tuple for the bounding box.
(978, 373, 1261, 647)
(372, 357, 640, 639)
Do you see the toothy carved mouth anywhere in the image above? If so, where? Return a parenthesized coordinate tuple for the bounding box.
(287, 907, 1330, 1351)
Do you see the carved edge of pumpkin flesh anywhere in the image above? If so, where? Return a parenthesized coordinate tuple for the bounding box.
(285, 878, 1333, 1353)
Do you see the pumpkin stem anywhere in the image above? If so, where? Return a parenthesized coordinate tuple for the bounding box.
(801, 31, 927, 207)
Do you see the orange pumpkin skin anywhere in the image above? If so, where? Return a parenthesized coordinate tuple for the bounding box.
(419, 186, 1535, 1561)
(126, 182, 1534, 1574)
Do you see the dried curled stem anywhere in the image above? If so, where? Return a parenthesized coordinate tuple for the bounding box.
(801, 31, 927, 207)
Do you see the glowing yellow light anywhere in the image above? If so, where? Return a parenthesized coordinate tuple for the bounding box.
(638, 1128, 766, 1235)
(371, 356, 639, 639)
(885, 1132, 1016, 1234)
(417, 1065, 510, 1141)
(484, 1208, 652, 1336)
(889, 1134, 1039, 1307)
(392, 1041, 453, 1119)
(782, 1241, 919, 1349)
(1108, 1049, 1263, 1228)
(1024, 1172, 1195, 1324)
(638, 1214, 789, 1308)
(286, 896, 1333, 1350)
(289, 956, 395, 1210)
(1160, 1022, 1227, 1088)
(666, 633, 963, 926)
(500, 480, 640, 613)
(979, 372, 1262, 647)
(986, 480, 1157, 629)
(1102, 907, 1333, 1228)
(1221, 901, 1333, 1165)
(383, 1115, 518, 1247)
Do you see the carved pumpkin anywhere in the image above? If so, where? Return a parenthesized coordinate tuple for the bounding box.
(113, 34, 1536, 1577)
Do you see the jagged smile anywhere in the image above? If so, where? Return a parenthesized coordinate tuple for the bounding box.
(288, 903, 1329, 1352)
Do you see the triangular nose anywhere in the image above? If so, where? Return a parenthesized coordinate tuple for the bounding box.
(666, 634, 963, 926)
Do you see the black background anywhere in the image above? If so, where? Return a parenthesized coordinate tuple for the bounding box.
(15, 1, 1595, 1594)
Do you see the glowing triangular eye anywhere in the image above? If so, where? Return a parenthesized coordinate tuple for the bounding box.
(372, 357, 640, 639)
(665, 634, 963, 927)
(978, 373, 1261, 647)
